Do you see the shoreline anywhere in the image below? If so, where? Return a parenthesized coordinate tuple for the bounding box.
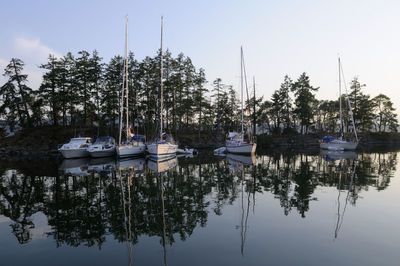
(1, 132, 400, 160)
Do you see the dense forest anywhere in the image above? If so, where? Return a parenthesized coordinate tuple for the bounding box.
(0, 49, 398, 140)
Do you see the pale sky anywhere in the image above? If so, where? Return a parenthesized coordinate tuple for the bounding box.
(1, 0, 399, 114)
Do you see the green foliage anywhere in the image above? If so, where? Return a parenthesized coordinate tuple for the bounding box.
(372, 94, 399, 132)
(291, 73, 319, 134)
(0, 53, 399, 139)
(0, 58, 33, 128)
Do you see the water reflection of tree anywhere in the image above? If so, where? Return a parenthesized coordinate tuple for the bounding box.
(0, 151, 397, 248)
(0, 171, 45, 244)
(45, 173, 107, 248)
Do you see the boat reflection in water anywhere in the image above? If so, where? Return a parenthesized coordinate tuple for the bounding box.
(320, 149, 357, 162)
(59, 158, 90, 176)
(88, 157, 116, 174)
(118, 157, 146, 266)
(226, 153, 256, 174)
(5, 149, 398, 266)
(147, 156, 178, 174)
(333, 159, 357, 240)
(117, 157, 146, 174)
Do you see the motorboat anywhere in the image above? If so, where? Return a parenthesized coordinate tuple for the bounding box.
(88, 136, 116, 158)
(177, 147, 197, 155)
(59, 137, 92, 159)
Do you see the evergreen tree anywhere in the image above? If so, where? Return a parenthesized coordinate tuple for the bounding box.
(291, 73, 319, 134)
(0, 58, 32, 128)
(193, 68, 208, 140)
(372, 94, 399, 132)
(348, 77, 374, 132)
(212, 78, 223, 133)
(38, 55, 62, 126)
(279, 75, 293, 130)
(102, 55, 124, 134)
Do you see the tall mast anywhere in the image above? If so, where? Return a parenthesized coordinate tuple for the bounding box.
(338, 57, 343, 139)
(159, 16, 164, 139)
(125, 15, 129, 141)
(253, 76, 256, 138)
(119, 16, 128, 145)
(240, 47, 244, 135)
(340, 60, 359, 142)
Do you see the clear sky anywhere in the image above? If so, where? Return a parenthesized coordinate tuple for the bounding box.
(1, 0, 399, 113)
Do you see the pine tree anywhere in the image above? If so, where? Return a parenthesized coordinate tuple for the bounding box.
(291, 73, 319, 134)
(372, 94, 399, 132)
(0, 58, 33, 128)
(38, 55, 61, 126)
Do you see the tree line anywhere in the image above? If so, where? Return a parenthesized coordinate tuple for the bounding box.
(0, 49, 398, 139)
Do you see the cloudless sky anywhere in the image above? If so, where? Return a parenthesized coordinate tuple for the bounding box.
(1, 0, 400, 114)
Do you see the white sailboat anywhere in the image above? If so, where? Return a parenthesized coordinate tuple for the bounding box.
(117, 16, 146, 158)
(147, 16, 178, 160)
(226, 47, 257, 154)
(320, 58, 359, 151)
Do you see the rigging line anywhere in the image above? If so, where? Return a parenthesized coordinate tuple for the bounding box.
(241, 49, 252, 128)
(338, 57, 343, 138)
(119, 16, 128, 145)
(339, 60, 358, 142)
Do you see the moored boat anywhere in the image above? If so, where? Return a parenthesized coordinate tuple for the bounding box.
(226, 132, 256, 154)
(88, 136, 116, 158)
(59, 137, 92, 159)
(117, 16, 146, 158)
(226, 47, 256, 155)
(117, 135, 146, 158)
(147, 17, 177, 160)
(320, 58, 358, 151)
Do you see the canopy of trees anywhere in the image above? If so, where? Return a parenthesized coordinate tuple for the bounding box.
(0, 51, 398, 139)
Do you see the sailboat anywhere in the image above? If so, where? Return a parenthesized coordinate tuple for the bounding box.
(320, 58, 358, 151)
(226, 47, 257, 154)
(117, 16, 146, 158)
(147, 16, 178, 160)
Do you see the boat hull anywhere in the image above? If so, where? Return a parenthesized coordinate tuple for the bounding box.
(60, 148, 90, 159)
(226, 143, 256, 154)
(147, 143, 178, 160)
(88, 147, 116, 158)
(117, 143, 146, 158)
(320, 141, 358, 151)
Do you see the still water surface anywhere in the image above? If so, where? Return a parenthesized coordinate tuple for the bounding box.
(0, 150, 399, 266)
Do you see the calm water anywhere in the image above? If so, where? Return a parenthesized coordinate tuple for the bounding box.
(0, 150, 399, 266)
